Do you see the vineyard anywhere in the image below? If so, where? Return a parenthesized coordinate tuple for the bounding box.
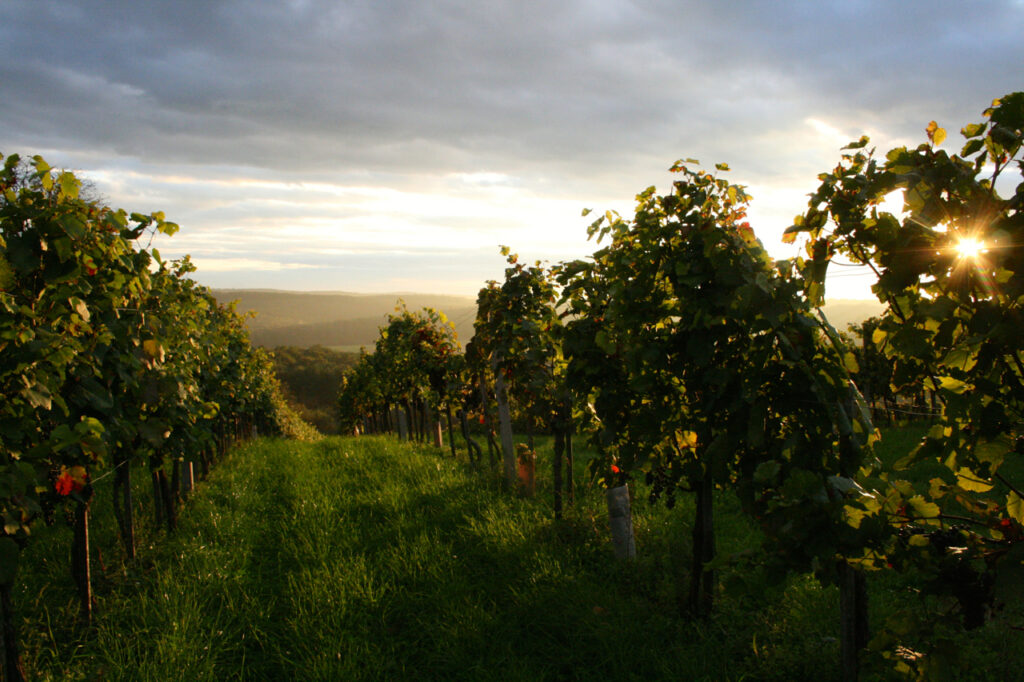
(0, 153, 314, 681)
(3, 92, 1024, 680)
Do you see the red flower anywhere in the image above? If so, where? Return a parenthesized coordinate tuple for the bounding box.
(610, 464, 621, 474)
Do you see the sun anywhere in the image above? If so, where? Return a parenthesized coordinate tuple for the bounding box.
(955, 237, 986, 260)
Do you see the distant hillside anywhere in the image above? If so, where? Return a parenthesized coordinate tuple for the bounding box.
(213, 289, 885, 351)
(820, 299, 886, 334)
(212, 289, 477, 349)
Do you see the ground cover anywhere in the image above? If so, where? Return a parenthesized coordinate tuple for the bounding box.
(12, 428, 1023, 680)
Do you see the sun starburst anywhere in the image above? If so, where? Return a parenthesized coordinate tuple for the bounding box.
(955, 237, 985, 260)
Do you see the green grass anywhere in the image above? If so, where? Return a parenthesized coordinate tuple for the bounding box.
(12, 428, 1024, 680)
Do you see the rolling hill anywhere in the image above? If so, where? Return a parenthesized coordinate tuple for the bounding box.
(212, 289, 885, 350)
(819, 298, 886, 335)
(211, 289, 477, 350)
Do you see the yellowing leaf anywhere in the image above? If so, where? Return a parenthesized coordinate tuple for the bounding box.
(679, 431, 699, 449)
(69, 466, 88, 485)
(843, 505, 866, 528)
(908, 534, 930, 547)
(928, 477, 949, 499)
(955, 467, 993, 493)
(975, 438, 1008, 469)
(907, 495, 940, 519)
(142, 340, 165, 362)
(938, 376, 969, 394)
(926, 120, 946, 146)
(1007, 491, 1024, 524)
(843, 351, 859, 373)
(70, 297, 90, 323)
(942, 347, 978, 372)
(58, 172, 80, 199)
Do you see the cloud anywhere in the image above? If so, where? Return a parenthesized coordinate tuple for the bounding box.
(194, 258, 323, 273)
(8, 0, 1017, 178)
(2, 0, 1021, 299)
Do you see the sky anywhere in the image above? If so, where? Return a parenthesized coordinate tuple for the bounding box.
(2, 0, 1022, 300)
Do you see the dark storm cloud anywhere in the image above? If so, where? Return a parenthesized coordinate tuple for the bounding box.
(5, 0, 1019, 187)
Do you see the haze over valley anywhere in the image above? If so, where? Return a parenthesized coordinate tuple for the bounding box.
(216, 289, 884, 350)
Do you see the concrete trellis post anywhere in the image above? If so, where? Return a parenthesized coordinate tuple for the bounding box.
(606, 484, 636, 560)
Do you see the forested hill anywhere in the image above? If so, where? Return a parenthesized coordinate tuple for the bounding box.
(211, 289, 477, 350)
(211, 289, 883, 350)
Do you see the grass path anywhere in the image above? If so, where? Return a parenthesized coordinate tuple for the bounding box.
(23, 436, 809, 681)
(22, 431, 1023, 681)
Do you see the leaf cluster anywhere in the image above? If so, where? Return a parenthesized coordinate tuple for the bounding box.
(559, 162, 882, 580)
(787, 92, 1024, 673)
(0, 153, 302, 586)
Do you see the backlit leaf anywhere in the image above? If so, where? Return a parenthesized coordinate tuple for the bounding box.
(926, 120, 946, 146)
(907, 495, 940, 519)
(928, 477, 949, 499)
(23, 379, 52, 410)
(955, 467, 993, 493)
(843, 351, 859, 373)
(843, 504, 867, 528)
(975, 438, 1008, 469)
(70, 297, 90, 323)
(961, 122, 986, 138)
(941, 347, 978, 372)
(937, 376, 968, 394)
(1008, 491, 1024, 524)
(59, 172, 80, 199)
(142, 339, 165, 362)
